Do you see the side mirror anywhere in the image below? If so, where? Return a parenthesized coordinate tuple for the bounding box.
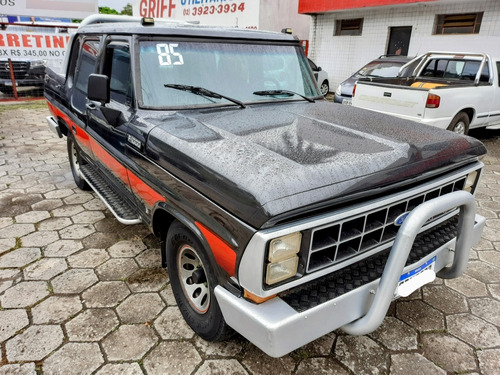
(88, 74, 110, 104)
(317, 66, 322, 72)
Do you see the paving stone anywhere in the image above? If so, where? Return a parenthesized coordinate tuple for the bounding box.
(71, 210, 105, 224)
(51, 205, 85, 217)
(0, 281, 49, 308)
(0, 217, 13, 228)
(42, 342, 103, 375)
(488, 283, 500, 300)
(478, 250, 500, 267)
(81, 195, 107, 210)
(369, 316, 417, 351)
(135, 248, 162, 268)
(31, 198, 62, 211)
(160, 285, 176, 306)
(390, 353, 446, 375)
(116, 292, 165, 323)
(0, 363, 37, 375)
(37, 217, 72, 231)
(82, 280, 130, 308)
(420, 333, 476, 374)
(96, 258, 139, 281)
(0, 247, 40, 267)
(23, 257, 67, 280)
(0, 237, 15, 255)
(63, 192, 94, 205)
(444, 274, 488, 297)
(6, 325, 64, 361)
(102, 324, 157, 361)
(395, 300, 445, 332)
(295, 357, 349, 375)
(469, 297, 500, 326)
(67, 248, 109, 268)
(21, 230, 59, 247)
(422, 285, 468, 314)
(143, 341, 201, 375)
(335, 335, 388, 375)
(59, 224, 96, 239)
(241, 344, 295, 375)
(31, 295, 82, 324)
(0, 223, 35, 238)
(44, 188, 75, 199)
(446, 313, 500, 349)
(83, 231, 122, 249)
(0, 309, 29, 342)
(299, 332, 336, 356)
(51, 268, 98, 294)
(193, 335, 246, 357)
(66, 308, 118, 341)
(14, 211, 50, 224)
(126, 267, 167, 292)
(194, 359, 249, 375)
(95, 363, 144, 375)
(108, 240, 146, 258)
(44, 239, 83, 257)
(477, 348, 500, 375)
(155, 306, 194, 339)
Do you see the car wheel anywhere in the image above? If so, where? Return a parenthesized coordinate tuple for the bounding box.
(67, 136, 91, 191)
(320, 80, 329, 96)
(447, 112, 469, 135)
(166, 220, 232, 341)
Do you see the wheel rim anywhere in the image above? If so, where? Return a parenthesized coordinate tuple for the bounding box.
(320, 82, 329, 96)
(178, 244, 210, 313)
(453, 121, 466, 134)
(70, 141, 84, 178)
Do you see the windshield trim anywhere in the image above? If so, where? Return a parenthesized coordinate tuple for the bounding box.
(135, 37, 319, 110)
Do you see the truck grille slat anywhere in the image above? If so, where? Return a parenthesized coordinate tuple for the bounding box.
(284, 216, 459, 312)
(307, 177, 466, 273)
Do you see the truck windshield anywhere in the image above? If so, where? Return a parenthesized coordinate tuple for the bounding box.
(138, 40, 319, 108)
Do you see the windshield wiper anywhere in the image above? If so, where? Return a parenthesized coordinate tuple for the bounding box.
(253, 89, 315, 103)
(164, 84, 246, 109)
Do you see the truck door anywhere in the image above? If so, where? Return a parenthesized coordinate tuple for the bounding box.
(68, 37, 102, 158)
(484, 61, 500, 126)
(85, 40, 136, 202)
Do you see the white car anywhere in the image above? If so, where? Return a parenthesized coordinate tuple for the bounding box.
(308, 58, 329, 96)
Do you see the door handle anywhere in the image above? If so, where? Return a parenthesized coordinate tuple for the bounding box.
(86, 102, 97, 111)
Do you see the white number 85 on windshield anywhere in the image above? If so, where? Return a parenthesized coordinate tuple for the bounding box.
(157, 43, 184, 66)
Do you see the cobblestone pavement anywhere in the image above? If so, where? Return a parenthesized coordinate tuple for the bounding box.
(1, 103, 500, 375)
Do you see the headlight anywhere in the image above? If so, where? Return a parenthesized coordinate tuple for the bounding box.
(335, 85, 342, 96)
(265, 232, 301, 285)
(464, 170, 478, 193)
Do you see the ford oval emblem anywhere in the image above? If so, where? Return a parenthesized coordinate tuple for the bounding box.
(394, 212, 410, 226)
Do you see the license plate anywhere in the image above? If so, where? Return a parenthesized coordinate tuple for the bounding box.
(342, 98, 352, 105)
(394, 257, 436, 298)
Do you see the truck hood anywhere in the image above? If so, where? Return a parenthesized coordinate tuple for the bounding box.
(145, 101, 486, 228)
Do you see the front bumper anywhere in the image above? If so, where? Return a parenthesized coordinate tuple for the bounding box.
(215, 191, 484, 357)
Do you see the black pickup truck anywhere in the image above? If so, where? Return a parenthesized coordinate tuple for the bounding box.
(44, 15, 487, 357)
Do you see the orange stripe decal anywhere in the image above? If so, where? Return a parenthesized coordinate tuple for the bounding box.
(195, 221, 236, 277)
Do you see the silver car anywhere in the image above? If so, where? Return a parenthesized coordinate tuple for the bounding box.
(308, 58, 329, 96)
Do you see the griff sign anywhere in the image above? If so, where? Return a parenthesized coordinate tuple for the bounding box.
(133, 0, 259, 29)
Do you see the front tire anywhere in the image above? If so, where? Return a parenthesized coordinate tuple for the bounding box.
(67, 136, 91, 191)
(320, 80, 329, 96)
(166, 221, 231, 341)
(447, 112, 469, 135)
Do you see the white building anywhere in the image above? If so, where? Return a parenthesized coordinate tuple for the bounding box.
(299, 0, 500, 93)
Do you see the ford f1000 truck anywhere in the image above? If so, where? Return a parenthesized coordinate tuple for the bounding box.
(44, 16, 487, 357)
(352, 52, 500, 135)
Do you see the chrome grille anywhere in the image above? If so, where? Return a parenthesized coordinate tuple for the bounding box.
(307, 176, 466, 272)
(0, 61, 29, 79)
